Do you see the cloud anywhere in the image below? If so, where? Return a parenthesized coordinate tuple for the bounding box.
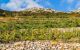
(0, 0, 80, 11)
(75, 1, 80, 9)
(0, 0, 43, 11)
(67, 0, 74, 4)
(46, 1, 52, 6)
(25, 0, 43, 8)
(35, 0, 52, 8)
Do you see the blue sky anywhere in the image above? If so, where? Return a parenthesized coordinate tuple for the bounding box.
(0, 0, 80, 12)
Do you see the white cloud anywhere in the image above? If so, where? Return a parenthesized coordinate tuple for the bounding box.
(0, 0, 43, 11)
(35, 0, 52, 8)
(25, 0, 43, 8)
(0, 0, 80, 11)
(60, 0, 74, 6)
(33, 0, 43, 3)
(67, 0, 74, 4)
(46, 1, 52, 6)
(75, 1, 80, 9)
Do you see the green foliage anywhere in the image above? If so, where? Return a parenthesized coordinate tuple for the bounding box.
(0, 9, 80, 43)
(0, 17, 80, 43)
(0, 18, 80, 30)
(0, 29, 80, 43)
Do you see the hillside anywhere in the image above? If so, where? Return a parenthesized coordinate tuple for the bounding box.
(0, 8, 80, 17)
(0, 8, 80, 43)
(0, 9, 13, 17)
(72, 9, 80, 13)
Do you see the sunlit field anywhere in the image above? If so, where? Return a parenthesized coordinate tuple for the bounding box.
(0, 16, 80, 43)
(0, 9, 80, 50)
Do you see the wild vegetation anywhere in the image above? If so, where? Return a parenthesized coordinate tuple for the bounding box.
(0, 9, 80, 43)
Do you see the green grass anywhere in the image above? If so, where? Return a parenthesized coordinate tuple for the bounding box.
(0, 28, 80, 43)
(0, 17, 80, 43)
(0, 17, 80, 30)
(0, 9, 80, 43)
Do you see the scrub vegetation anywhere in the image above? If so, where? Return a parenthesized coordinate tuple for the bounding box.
(0, 9, 80, 43)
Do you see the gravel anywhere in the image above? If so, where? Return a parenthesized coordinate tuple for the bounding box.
(0, 41, 80, 50)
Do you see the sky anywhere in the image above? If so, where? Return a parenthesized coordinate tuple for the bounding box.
(0, 0, 80, 12)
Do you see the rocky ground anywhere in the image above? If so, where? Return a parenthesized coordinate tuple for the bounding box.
(0, 41, 80, 50)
